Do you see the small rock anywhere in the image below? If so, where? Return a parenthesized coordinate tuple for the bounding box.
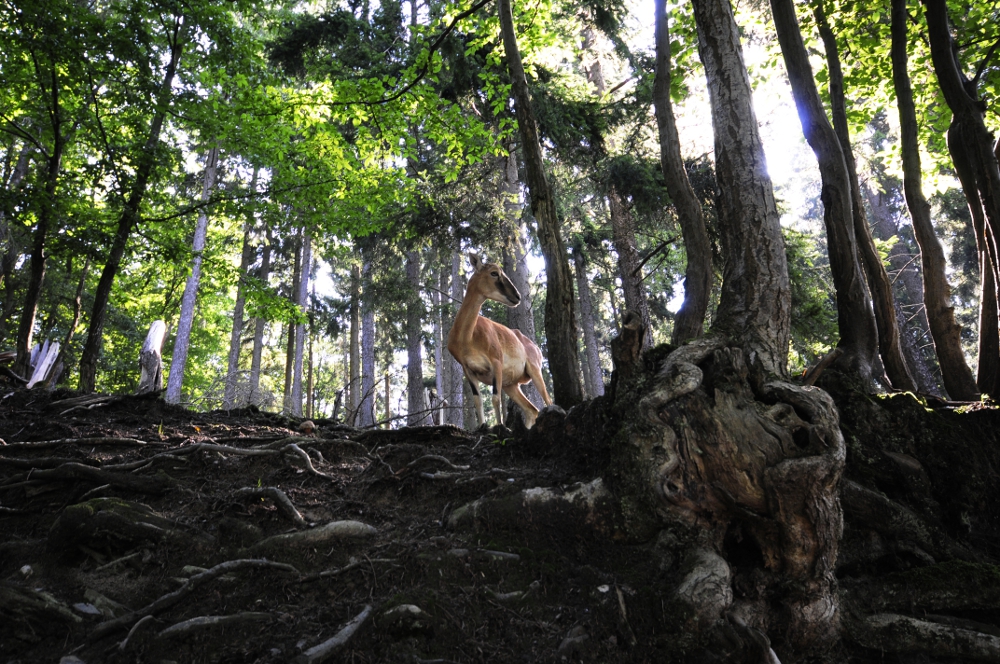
(557, 625, 589, 658)
(19, 564, 33, 579)
(72, 602, 102, 616)
(381, 604, 434, 635)
(298, 420, 316, 435)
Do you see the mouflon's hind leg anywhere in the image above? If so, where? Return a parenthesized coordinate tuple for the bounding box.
(504, 384, 540, 429)
(524, 360, 553, 407)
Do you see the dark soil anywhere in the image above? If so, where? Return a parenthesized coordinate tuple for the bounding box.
(2, 382, 999, 663)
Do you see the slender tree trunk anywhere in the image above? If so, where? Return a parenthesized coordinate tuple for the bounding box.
(888, 0, 977, 400)
(224, 168, 259, 409)
(384, 372, 391, 427)
(290, 233, 311, 417)
(283, 232, 302, 414)
(406, 250, 429, 425)
(447, 252, 465, 426)
(770, 0, 877, 384)
(694, 0, 790, 375)
(432, 258, 445, 425)
(654, 0, 712, 347)
(813, 1, 917, 393)
(865, 184, 943, 395)
(498, 0, 583, 407)
(349, 262, 362, 424)
(249, 236, 271, 407)
(573, 247, 604, 397)
(14, 126, 63, 377)
(79, 16, 184, 393)
(921, 0, 1000, 396)
(307, 332, 314, 419)
(582, 29, 653, 351)
(359, 259, 376, 427)
(500, 146, 543, 406)
(166, 145, 220, 404)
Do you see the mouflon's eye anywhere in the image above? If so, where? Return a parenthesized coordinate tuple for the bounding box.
(491, 271, 499, 277)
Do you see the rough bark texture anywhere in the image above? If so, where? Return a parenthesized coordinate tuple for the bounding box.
(770, 0, 877, 385)
(166, 145, 219, 405)
(249, 237, 271, 408)
(608, 189, 654, 350)
(890, 0, 978, 400)
(653, 0, 712, 347)
(573, 248, 604, 397)
(290, 233, 311, 417)
(498, 0, 584, 408)
(406, 250, 429, 426)
(923, 0, 1000, 397)
(693, 0, 790, 377)
(359, 259, 376, 428)
(447, 253, 466, 427)
(813, 2, 916, 394)
(136, 320, 166, 395)
(79, 18, 184, 393)
(348, 262, 361, 424)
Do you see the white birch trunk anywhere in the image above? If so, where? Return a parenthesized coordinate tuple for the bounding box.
(166, 146, 220, 404)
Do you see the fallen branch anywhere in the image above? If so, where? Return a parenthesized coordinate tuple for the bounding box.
(399, 454, 470, 474)
(90, 559, 299, 642)
(294, 558, 397, 583)
(295, 604, 373, 664)
(157, 612, 272, 639)
(235, 486, 307, 527)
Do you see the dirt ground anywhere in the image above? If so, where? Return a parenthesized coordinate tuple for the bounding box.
(2, 383, 1000, 664)
(0, 388, 664, 664)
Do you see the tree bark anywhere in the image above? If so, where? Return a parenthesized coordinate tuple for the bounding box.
(887, 0, 977, 400)
(498, 0, 583, 407)
(406, 250, 429, 426)
(432, 256, 446, 425)
(921, 0, 1000, 397)
(770, 0, 878, 385)
(693, 0, 790, 377)
(573, 247, 604, 397)
(79, 15, 185, 393)
(653, 0, 712, 347)
(447, 252, 465, 427)
(283, 232, 302, 414)
(359, 259, 376, 428)
(290, 232, 311, 417)
(223, 168, 259, 410)
(349, 261, 362, 424)
(166, 145, 220, 404)
(249, 235, 271, 407)
(812, 1, 917, 393)
(14, 110, 64, 378)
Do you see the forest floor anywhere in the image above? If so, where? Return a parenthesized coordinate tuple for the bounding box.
(1, 381, 1000, 664)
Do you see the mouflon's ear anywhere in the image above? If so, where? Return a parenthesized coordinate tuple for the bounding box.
(469, 252, 484, 272)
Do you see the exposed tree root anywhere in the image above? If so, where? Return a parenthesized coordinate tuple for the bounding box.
(294, 604, 373, 664)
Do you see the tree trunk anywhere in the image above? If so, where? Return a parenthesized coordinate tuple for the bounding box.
(608, 188, 654, 350)
(693, 0, 790, 376)
(653, 0, 712, 346)
(813, 1, 917, 393)
(447, 253, 465, 427)
(498, 0, 583, 408)
(166, 145, 220, 404)
(249, 236, 271, 407)
(290, 232, 311, 417)
(432, 257, 445, 425)
(921, 0, 1000, 397)
(349, 262, 362, 425)
(500, 146, 543, 406)
(283, 232, 302, 414)
(224, 168, 258, 410)
(599, 5, 845, 659)
(406, 250, 429, 426)
(573, 247, 604, 397)
(79, 16, 184, 393)
(136, 320, 167, 395)
(14, 124, 64, 378)
(359, 259, 376, 428)
(770, 0, 877, 385)
(888, 0, 977, 400)
(865, 184, 943, 395)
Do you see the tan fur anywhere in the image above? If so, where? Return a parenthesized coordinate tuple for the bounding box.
(447, 253, 553, 428)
